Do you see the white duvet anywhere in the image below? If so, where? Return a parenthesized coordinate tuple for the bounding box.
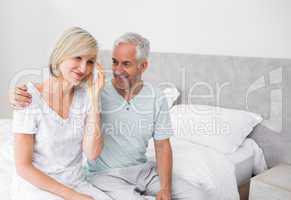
(3, 119, 269, 200)
(146, 137, 240, 200)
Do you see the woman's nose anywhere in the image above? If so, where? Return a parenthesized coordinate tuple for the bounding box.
(79, 62, 87, 73)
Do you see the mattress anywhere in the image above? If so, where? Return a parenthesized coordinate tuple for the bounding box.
(226, 139, 255, 186)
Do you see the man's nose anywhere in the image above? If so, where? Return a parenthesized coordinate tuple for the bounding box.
(114, 64, 125, 74)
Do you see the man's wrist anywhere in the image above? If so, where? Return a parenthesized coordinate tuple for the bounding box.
(160, 187, 171, 193)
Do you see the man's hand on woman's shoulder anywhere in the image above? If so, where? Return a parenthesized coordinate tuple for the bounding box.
(9, 84, 32, 109)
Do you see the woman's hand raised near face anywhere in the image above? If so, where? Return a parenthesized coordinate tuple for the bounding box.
(94, 63, 105, 93)
(87, 62, 106, 112)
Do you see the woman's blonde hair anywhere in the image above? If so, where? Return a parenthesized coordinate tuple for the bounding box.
(49, 27, 98, 78)
(49, 27, 99, 111)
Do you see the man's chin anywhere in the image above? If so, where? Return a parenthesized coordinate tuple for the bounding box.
(115, 83, 128, 90)
(113, 79, 129, 90)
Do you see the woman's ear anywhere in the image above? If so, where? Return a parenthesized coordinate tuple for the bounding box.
(51, 64, 62, 77)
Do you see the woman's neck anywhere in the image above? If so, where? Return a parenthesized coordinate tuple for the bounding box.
(36, 77, 75, 119)
(37, 77, 74, 105)
(46, 77, 74, 96)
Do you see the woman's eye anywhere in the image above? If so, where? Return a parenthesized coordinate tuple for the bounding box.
(75, 56, 82, 60)
(87, 60, 94, 65)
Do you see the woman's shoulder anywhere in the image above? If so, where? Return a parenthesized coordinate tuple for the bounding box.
(20, 82, 43, 111)
(12, 82, 43, 129)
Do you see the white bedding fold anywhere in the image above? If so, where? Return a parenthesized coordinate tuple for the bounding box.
(146, 137, 240, 200)
(242, 138, 267, 175)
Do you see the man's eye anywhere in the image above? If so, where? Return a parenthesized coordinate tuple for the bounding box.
(123, 62, 130, 67)
(112, 60, 118, 65)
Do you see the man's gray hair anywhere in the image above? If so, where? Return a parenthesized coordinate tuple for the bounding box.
(114, 32, 150, 62)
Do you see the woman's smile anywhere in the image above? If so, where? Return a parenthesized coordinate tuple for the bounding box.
(72, 71, 84, 80)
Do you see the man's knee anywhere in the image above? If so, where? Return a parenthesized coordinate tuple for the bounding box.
(171, 176, 206, 200)
(172, 186, 206, 200)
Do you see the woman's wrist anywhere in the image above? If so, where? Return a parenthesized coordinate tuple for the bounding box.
(87, 110, 101, 123)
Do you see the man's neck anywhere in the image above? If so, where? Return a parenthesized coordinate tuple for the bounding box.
(112, 79, 144, 102)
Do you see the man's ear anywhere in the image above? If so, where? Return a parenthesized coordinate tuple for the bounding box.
(139, 60, 148, 73)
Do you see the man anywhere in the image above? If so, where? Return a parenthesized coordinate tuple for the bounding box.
(11, 33, 205, 200)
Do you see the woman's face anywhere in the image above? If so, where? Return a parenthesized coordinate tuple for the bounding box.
(58, 54, 95, 86)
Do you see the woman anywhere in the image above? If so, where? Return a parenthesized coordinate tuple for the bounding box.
(10, 27, 111, 200)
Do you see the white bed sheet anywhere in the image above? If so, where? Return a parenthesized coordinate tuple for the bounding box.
(226, 138, 267, 186)
(0, 119, 13, 200)
(226, 139, 254, 186)
(146, 137, 240, 200)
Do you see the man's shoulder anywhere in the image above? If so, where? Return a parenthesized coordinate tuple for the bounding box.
(143, 82, 164, 98)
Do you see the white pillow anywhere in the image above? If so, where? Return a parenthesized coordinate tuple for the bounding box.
(162, 87, 180, 109)
(170, 104, 263, 153)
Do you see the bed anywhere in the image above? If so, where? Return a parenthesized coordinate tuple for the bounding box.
(0, 117, 266, 200)
(3, 50, 290, 200)
(147, 136, 266, 199)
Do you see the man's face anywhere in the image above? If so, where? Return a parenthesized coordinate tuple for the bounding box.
(112, 43, 147, 90)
